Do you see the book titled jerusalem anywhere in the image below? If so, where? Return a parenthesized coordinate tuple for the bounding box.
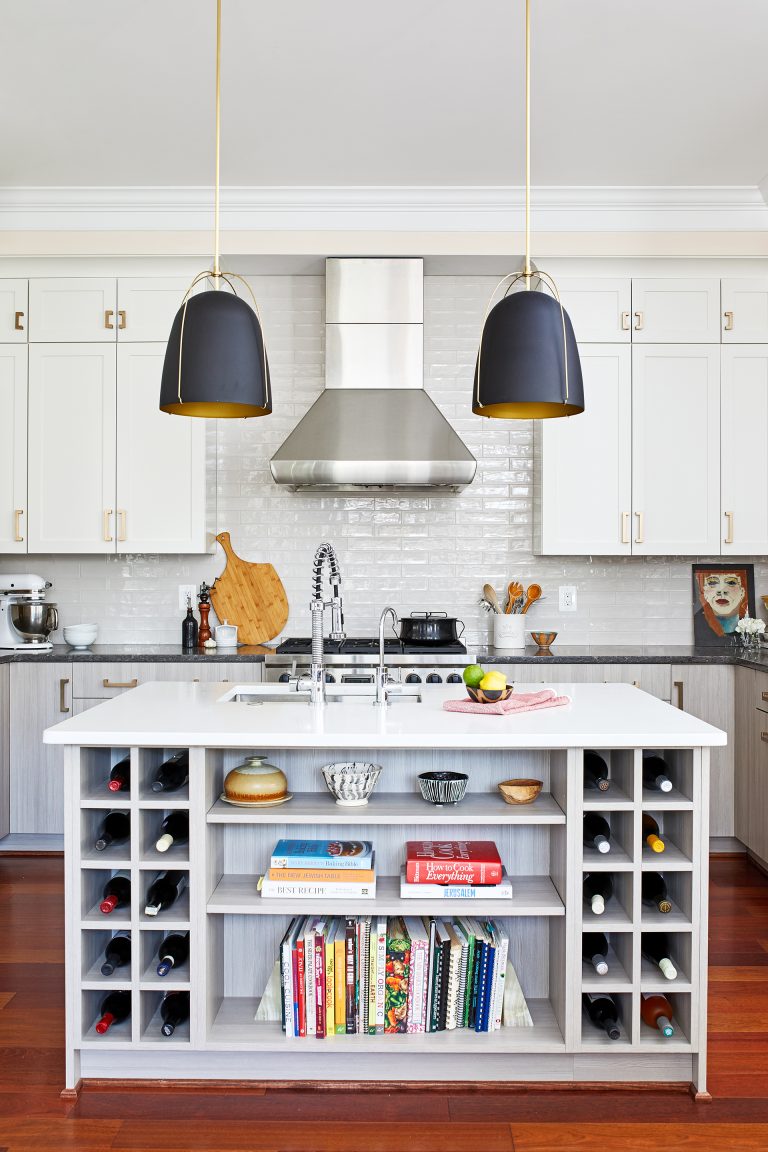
(271, 840, 374, 870)
(405, 841, 503, 885)
(399, 867, 513, 899)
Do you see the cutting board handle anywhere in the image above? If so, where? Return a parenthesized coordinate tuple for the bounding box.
(216, 531, 236, 561)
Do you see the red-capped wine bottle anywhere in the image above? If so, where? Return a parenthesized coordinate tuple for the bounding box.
(144, 871, 187, 917)
(94, 811, 130, 852)
(95, 990, 131, 1034)
(642, 872, 672, 914)
(643, 756, 673, 793)
(151, 751, 189, 794)
(641, 993, 675, 1037)
(582, 932, 609, 975)
(583, 992, 621, 1040)
(107, 756, 131, 793)
(155, 811, 189, 854)
(583, 872, 613, 915)
(583, 813, 611, 854)
(641, 933, 677, 980)
(156, 931, 190, 977)
(160, 990, 190, 1036)
(583, 751, 610, 792)
(101, 932, 131, 975)
(99, 871, 131, 915)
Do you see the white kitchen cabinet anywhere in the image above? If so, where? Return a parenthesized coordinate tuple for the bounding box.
(671, 665, 735, 838)
(631, 279, 721, 343)
(631, 345, 720, 555)
(721, 347, 768, 554)
(535, 345, 631, 555)
(28, 278, 117, 342)
(27, 344, 117, 553)
(116, 278, 191, 342)
(556, 278, 632, 343)
(116, 344, 206, 552)
(721, 279, 768, 343)
(0, 280, 28, 343)
(0, 346, 28, 554)
(9, 662, 71, 834)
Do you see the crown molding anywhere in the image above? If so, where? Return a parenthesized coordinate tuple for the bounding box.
(0, 185, 766, 233)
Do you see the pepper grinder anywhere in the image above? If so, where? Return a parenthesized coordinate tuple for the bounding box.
(198, 581, 212, 648)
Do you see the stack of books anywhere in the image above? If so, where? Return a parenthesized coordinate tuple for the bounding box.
(276, 914, 520, 1037)
(260, 839, 376, 899)
(400, 840, 513, 899)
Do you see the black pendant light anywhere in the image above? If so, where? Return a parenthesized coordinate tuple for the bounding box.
(160, 0, 271, 419)
(473, 0, 584, 420)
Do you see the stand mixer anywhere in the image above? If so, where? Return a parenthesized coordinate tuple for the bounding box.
(0, 574, 59, 651)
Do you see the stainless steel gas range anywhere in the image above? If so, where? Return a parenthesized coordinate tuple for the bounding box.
(264, 637, 475, 687)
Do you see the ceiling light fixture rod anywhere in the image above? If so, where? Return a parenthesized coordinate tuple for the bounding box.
(213, 0, 222, 280)
(524, 0, 531, 283)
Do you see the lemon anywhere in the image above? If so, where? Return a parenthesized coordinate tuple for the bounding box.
(479, 671, 507, 690)
(463, 664, 485, 687)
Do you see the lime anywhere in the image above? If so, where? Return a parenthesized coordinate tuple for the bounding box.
(463, 664, 485, 687)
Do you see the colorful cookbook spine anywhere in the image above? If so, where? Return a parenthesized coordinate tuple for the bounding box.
(260, 876, 376, 899)
(375, 916, 387, 1034)
(399, 867, 513, 899)
(304, 919, 317, 1037)
(405, 841, 503, 885)
(403, 916, 428, 1034)
(368, 917, 378, 1034)
(325, 920, 336, 1038)
(334, 924, 346, 1034)
(314, 921, 326, 1039)
(295, 930, 307, 1038)
(270, 840, 374, 869)
(384, 918, 411, 1034)
(344, 917, 356, 1035)
(268, 866, 376, 883)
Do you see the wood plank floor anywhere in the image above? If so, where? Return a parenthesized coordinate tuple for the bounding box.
(1, 855, 767, 1151)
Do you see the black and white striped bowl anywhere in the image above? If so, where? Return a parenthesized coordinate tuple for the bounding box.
(417, 771, 469, 806)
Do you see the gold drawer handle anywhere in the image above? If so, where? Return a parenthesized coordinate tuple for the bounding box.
(724, 511, 734, 545)
(118, 310, 126, 330)
(674, 680, 684, 710)
(634, 310, 644, 331)
(14, 311, 24, 331)
(117, 509, 127, 542)
(59, 677, 70, 714)
(103, 509, 113, 542)
(13, 509, 23, 543)
(762, 732, 768, 743)
(621, 511, 630, 545)
(621, 311, 631, 331)
(724, 311, 734, 332)
(104, 310, 115, 330)
(102, 678, 138, 689)
(634, 511, 644, 544)
(762, 691, 768, 703)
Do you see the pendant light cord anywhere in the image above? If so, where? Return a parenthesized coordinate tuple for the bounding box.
(524, 0, 531, 284)
(213, 0, 221, 280)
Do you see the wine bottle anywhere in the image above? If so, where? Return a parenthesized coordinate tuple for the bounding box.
(642, 813, 665, 854)
(641, 932, 677, 980)
(94, 811, 130, 852)
(642, 872, 672, 914)
(181, 597, 198, 651)
(99, 871, 131, 915)
(151, 751, 189, 794)
(107, 756, 131, 793)
(155, 811, 189, 854)
(583, 813, 611, 854)
(156, 931, 190, 977)
(583, 992, 621, 1040)
(100, 932, 131, 976)
(641, 993, 675, 1037)
(160, 990, 190, 1037)
(95, 989, 131, 1034)
(643, 756, 673, 793)
(583, 873, 613, 915)
(144, 871, 187, 917)
(583, 751, 610, 792)
(582, 932, 609, 975)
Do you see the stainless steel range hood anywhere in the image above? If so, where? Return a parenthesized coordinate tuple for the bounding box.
(270, 258, 477, 492)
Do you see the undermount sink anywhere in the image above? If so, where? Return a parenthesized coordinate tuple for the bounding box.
(220, 684, 422, 706)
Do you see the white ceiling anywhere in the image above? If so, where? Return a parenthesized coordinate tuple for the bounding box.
(2, 0, 767, 188)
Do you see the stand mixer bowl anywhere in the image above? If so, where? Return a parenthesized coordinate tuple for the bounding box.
(10, 602, 59, 644)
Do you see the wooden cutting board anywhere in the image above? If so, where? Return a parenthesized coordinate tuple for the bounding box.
(210, 532, 289, 645)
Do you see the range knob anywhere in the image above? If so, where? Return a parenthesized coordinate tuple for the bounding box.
(405, 673, 422, 684)
(325, 673, 336, 683)
(426, 673, 442, 684)
(446, 673, 462, 684)
(278, 673, 291, 683)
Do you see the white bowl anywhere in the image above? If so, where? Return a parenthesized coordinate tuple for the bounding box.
(321, 761, 382, 806)
(63, 624, 99, 649)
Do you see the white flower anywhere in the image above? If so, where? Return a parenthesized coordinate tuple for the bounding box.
(735, 616, 765, 636)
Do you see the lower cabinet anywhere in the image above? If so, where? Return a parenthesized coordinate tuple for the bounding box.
(735, 667, 768, 863)
(496, 663, 671, 701)
(671, 665, 735, 839)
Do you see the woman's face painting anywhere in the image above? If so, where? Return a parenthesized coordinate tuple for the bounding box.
(701, 572, 746, 617)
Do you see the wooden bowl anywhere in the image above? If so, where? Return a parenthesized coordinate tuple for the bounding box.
(529, 630, 557, 652)
(498, 778, 543, 805)
(466, 685, 514, 704)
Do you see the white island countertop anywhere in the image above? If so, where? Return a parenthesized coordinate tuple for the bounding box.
(43, 681, 727, 750)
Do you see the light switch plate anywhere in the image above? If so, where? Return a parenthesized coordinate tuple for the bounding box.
(559, 586, 577, 612)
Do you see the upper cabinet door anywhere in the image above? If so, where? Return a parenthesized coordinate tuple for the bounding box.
(536, 345, 632, 555)
(28, 278, 117, 342)
(116, 344, 207, 553)
(631, 279, 721, 343)
(27, 345, 116, 553)
(631, 346, 720, 555)
(0, 280, 28, 343)
(721, 279, 768, 343)
(556, 278, 632, 343)
(116, 278, 192, 342)
(0, 346, 28, 554)
(721, 347, 768, 554)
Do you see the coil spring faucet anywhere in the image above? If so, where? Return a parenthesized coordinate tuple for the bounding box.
(306, 542, 345, 704)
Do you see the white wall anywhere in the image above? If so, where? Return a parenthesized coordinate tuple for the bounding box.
(3, 273, 766, 648)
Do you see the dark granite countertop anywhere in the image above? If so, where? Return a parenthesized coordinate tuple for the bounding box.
(0, 644, 271, 664)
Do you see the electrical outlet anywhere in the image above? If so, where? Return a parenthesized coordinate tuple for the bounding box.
(559, 585, 577, 612)
(178, 584, 197, 611)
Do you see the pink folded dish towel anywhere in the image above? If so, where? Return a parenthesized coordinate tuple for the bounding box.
(443, 688, 571, 716)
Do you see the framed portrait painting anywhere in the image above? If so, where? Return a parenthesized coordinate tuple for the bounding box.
(692, 563, 755, 646)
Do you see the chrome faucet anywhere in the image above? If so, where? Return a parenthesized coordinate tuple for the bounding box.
(305, 542, 345, 705)
(375, 606, 398, 706)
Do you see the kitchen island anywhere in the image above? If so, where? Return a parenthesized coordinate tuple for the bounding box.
(45, 681, 724, 1096)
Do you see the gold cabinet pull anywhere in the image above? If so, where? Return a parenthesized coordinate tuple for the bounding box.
(102, 678, 138, 689)
(634, 311, 644, 331)
(14, 311, 24, 331)
(117, 509, 127, 542)
(634, 511, 644, 544)
(761, 731, 768, 743)
(724, 511, 734, 545)
(118, 310, 126, 330)
(104, 310, 115, 330)
(621, 511, 630, 545)
(674, 680, 684, 710)
(13, 509, 23, 543)
(762, 691, 768, 703)
(103, 509, 113, 542)
(59, 677, 70, 714)
(724, 311, 734, 332)
(621, 311, 631, 331)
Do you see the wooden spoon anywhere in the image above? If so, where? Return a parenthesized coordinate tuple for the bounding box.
(521, 583, 543, 614)
(483, 584, 502, 614)
(506, 582, 523, 613)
